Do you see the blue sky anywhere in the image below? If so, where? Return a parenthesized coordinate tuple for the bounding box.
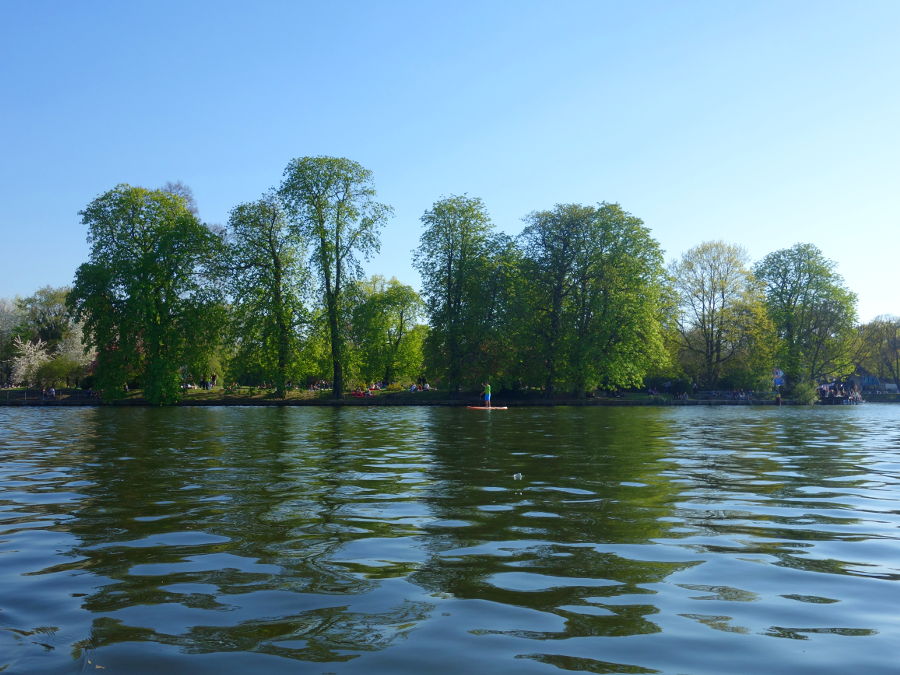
(2, 0, 898, 321)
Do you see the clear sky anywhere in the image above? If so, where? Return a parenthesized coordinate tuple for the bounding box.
(2, 0, 898, 321)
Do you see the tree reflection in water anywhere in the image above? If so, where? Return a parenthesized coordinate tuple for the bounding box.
(3, 405, 899, 674)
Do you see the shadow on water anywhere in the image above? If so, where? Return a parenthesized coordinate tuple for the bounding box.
(1, 405, 899, 674)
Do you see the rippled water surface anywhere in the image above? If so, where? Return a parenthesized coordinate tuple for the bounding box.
(2, 405, 900, 674)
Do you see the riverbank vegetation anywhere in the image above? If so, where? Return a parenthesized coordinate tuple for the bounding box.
(2, 156, 897, 405)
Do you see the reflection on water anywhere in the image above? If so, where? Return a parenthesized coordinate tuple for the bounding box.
(1, 405, 900, 673)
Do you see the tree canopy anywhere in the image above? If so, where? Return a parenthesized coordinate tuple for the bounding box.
(68, 184, 224, 404)
(858, 315, 900, 391)
(20, 158, 877, 404)
(670, 241, 771, 389)
(754, 243, 857, 387)
(348, 276, 424, 386)
(519, 203, 668, 397)
(279, 157, 392, 398)
(414, 195, 502, 394)
(226, 193, 309, 397)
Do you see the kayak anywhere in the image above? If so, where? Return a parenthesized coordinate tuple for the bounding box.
(466, 406, 508, 410)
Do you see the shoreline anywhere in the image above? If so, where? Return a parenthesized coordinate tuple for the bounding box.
(5, 388, 886, 408)
(1, 396, 803, 408)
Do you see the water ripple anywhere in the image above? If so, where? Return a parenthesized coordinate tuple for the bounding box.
(1, 405, 900, 673)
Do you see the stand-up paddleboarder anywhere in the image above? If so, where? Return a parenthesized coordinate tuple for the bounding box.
(482, 381, 491, 408)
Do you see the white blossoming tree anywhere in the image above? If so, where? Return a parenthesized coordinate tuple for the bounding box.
(11, 336, 50, 387)
(42, 322, 96, 387)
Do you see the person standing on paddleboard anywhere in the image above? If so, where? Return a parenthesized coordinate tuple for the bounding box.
(482, 381, 492, 408)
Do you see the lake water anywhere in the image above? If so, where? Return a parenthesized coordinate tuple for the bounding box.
(1, 404, 899, 674)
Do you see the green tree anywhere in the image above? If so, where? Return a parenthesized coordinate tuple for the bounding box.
(754, 243, 857, 387)
(472, 235, 520, 389)
(68, 184, 225, 404)
(567, 203, 669, 395)
(35, 356, 76, 389)
(279, 157, 391, 398)
(671, 241, 767, 388)
(413, 195, 501, 394)
(712, 299, 778, 391)
(857, 315, 900, 391)
(519, 204, 589, 396)
(520, 203, 669, 397)
(226, 194, 309, 397)
(16, 286, 71, 348)
(10, 289, 97, 389)
(348, 276, 424, 386)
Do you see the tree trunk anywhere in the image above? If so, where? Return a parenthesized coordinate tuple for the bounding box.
(543, 290, 562, 398)
(273, 263, 288, 399)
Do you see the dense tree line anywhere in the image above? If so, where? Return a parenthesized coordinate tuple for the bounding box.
(1, 156, 893, 404)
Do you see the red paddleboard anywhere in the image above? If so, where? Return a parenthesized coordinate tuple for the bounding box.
(466, 406, 508, 410)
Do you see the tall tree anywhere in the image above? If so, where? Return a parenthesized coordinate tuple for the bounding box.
(566, 203, 669, 396)
(413, 195, 498, 394)
(519, 204, 588, 396)
(472, 234, 519, 388)
(226, 194, 309, 397)
(671, 241, 766, 388)
(68, 184, 225, 404)
(279, 157, 391, 398)
(520, 203, 669, 397)
(754, 243, 857, 386)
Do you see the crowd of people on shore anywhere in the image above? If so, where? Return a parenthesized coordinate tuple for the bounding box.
(647, 385, 752, 401)
(818, 382, 863, 403)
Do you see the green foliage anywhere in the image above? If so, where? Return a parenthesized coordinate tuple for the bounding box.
(298, 318, 334, 385)
(68, 184, 225, 404)
(789, 379, 820, 405)
(857, 315, 900, 391)
(16, 286, 71, 349)
(473, 236, 520, 390)
(1, 290, 94, 389)
(36, 170, 868, 403)
(716, 294, 778, 391)
(279, 157, 392, 397)
(36, 356, 83, 388)
(413, 195, 507, 393)
(671, 241, 770, 388)
(348, 276, 424, 386)
(226, 193, 310, 397)
(518, 203, 590, 395)
(519, 202, 669, 397)
(754, 243, 857, 385)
